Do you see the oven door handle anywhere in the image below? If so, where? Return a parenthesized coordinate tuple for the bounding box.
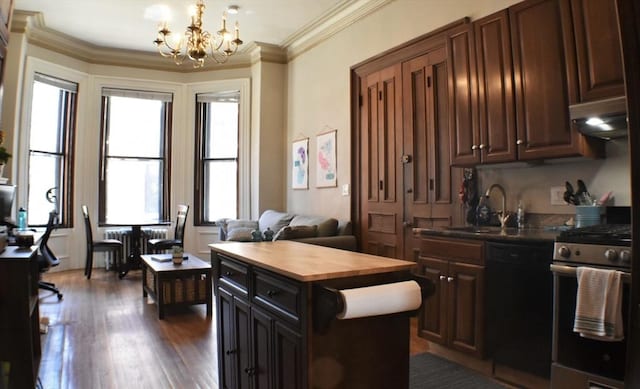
(550, 264, 631, 283)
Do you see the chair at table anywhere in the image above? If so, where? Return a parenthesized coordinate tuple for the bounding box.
(38, 210, 63, 300)
(82, 205, 123, 279)
(147, 204, 189, 253)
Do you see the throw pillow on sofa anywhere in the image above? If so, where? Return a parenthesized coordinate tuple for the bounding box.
(273, 225, 318, 241)
(258, 210, 294, 233)
(226, 227, 256, 242)
(225, 220, 259, 241)
(289, 215, 338, 237)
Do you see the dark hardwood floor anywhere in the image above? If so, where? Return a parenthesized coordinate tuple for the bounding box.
(38, 269, 432, 388)
(38, 269, 218, 389)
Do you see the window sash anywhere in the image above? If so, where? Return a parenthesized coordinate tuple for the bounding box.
(98, 93, 172, 225)
(195, 97, 241, 224)
(27, 76, 77, 228)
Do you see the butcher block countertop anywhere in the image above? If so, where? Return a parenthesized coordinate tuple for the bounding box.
(209, 241, 415, 282)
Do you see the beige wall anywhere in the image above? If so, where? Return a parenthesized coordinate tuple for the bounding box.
(285, 0, 631, 221)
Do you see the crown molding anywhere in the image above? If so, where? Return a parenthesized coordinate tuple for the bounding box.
(10, 1, 390, 71)
(11, 10, 253, 72)
(283, 0, 393, 61)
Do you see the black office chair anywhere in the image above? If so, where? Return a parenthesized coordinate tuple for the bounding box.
(82, 205, 123, 279)
(38, 210, 63, 300)
(147, 204, 189, 253)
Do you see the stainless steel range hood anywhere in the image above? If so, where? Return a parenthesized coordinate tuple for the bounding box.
(569, 96, 628, 140)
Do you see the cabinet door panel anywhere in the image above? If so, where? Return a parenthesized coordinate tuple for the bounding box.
(570, 0, 624, 101)
(234, 297, 252, 389)
(448, 24, 479, 166)
(218, 288, 236, 389)
(447, 261, 484, 357)
(417, 257, 448, 344)
(251, 306, 273, 389)
(510, 0, 580, 160)
(274, 321, 302, 389)
(360, 64, 404, 259)
(475, 10, 517, 163)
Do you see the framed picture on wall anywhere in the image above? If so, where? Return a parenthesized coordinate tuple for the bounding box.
(316, 130, 337, 188)
(292, 137, 309, 189)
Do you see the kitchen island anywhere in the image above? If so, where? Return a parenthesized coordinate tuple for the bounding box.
(210, 241, 420, 389)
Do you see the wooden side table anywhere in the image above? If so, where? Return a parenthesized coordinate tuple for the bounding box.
(140, 253, 212, 319)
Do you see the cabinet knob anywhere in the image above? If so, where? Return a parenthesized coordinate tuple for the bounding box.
(403, 221, 413, 228)
(439, 275, 446, 281)
(244, 367, 255, 376)
(516, 139, 524, 145)
(447, 277, 454, 283)
(225, 349, 236, 355)
(224, 271, 233, 276)
(478, 144, 485, 150)
(266, 290, 278, 297)
(471, 145, 478, 150)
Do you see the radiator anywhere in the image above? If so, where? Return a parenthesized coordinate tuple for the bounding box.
(104, 228, 169, 270)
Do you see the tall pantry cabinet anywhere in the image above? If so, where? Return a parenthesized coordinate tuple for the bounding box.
(353, 27, 463, 261)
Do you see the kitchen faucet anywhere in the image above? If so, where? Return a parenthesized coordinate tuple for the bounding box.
(485, 184, 509, 229)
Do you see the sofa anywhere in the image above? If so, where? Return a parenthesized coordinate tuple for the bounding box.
(217, 210, 357, 251)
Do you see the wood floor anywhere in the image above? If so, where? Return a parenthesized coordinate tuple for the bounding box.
(38, 269, 431, 389)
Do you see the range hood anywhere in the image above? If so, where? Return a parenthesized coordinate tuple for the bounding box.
(569, 96, 628, 140)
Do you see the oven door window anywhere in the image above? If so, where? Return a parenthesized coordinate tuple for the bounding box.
(554, 274, 628, 381)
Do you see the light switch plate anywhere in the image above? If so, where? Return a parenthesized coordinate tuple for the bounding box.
(550, 186, 566, 205)
(342, 184, 350, 196)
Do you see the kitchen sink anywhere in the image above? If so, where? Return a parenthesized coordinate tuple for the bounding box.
(444, 226, 496, 233)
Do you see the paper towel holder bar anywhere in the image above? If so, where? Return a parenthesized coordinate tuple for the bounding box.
(312, 275, 434, 334)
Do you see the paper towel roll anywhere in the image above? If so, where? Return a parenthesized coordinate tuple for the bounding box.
(336, 280, 422, 320)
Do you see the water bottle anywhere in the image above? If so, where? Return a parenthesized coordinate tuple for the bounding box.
(17, 207, 27, 231)
(516, 201, 525, 229)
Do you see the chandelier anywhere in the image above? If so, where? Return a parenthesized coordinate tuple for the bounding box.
(153, 1, 243, 68)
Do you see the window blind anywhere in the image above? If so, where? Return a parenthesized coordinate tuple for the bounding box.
(102, 87, 173, 102)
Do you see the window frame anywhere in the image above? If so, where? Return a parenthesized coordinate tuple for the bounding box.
(22, 71, 79, 228)
(98, 88, 173, 225)
(192, 80, 250, 225)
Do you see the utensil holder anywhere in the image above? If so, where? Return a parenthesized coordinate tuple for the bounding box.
(575, 205, 603, 227)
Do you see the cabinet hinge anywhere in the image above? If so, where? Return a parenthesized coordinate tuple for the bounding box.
(379, 91, 382, 100)
(359, 95, 363, 106)
(427, 76, 431, 88)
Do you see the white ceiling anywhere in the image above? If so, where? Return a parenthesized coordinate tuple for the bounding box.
(14, 0, 346, 53)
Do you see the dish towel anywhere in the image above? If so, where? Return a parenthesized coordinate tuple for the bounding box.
(573, 266, 624, 341)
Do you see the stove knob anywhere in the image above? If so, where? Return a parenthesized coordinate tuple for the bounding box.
(620, 250, 631, 264)
(604, 249, 619, 262)
(557, 246, 571, 258)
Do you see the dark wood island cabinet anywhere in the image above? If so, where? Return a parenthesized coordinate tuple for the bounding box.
(211, 241, 420, 389)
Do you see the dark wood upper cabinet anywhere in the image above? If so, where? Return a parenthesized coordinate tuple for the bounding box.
(474, 10, 518, 164)
(510, 0, 602, 160)
(447, 23, 479, 166)
(568, 0, 624, 102)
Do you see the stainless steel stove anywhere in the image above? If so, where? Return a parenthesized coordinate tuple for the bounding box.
(550, 224, 631, 388)
(553, 224, 632, 270)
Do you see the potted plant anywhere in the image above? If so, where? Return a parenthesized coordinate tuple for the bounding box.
(0, 146, 10, 178)
(171, 245, 184, 265)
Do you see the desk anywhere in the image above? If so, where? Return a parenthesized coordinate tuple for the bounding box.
(0, 246, 40, 389)
(104, 221, 170, 279)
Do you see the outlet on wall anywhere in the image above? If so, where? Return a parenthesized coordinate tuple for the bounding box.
(550, 186, 567, 205)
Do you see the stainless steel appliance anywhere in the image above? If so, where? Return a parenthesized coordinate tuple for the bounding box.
(551, 224, 631, 388)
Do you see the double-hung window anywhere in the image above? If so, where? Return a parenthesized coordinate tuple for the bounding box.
(194, 91, 240, 224)
(99, 88, 172, 224)
(27, 73, 77, 227)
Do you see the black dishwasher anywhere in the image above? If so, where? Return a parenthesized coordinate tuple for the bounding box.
(486, 241, 553, 378)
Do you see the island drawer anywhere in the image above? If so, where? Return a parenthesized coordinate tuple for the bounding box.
(420, 237, 484, 265)
(218, 255, 249, 293)
(253, 268, 302, 325)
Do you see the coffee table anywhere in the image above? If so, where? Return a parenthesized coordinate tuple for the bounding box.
(140, 253, 212, 319)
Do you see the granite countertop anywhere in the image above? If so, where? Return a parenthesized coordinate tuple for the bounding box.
(413, 226, 561, 243)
